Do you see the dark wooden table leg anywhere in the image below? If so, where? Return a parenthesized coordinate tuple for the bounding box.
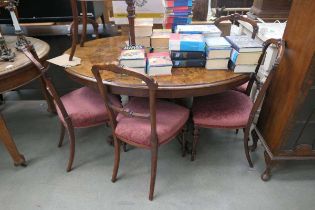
(0, 114, 26, 167)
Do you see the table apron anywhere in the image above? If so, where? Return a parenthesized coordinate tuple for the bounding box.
(0, 66, 43, 94)
(67, 72, 249, 98)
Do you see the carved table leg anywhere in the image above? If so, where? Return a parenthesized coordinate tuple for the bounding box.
(261, 150, 273, 181)
(0, 114, 26, 166)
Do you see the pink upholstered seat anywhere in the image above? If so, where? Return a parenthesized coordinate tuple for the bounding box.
(192, 90, 253, 128)
(115, 97, 190, 147)
(56, 87, 120, 128)
(234, 82, 249, 93)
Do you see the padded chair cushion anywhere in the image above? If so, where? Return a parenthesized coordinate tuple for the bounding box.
(115, 98, 189, 147)
(234, 82, 248, 93)
(56, 87, 120, 128)
(192, 90, 253, 128)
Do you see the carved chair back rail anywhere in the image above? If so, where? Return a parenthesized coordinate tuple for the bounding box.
(214, 13, 259, 39)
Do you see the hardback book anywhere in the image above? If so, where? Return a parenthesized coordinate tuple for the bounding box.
(147, 52, 173, 76)
(165, 0, 193, 7)
(119, 45, 146, 68)
(151, 29, 172, 48)
(172, 59, 206, 68)
(153, 48, 169, 53)
(165, 7, 192, 14)
(169, 34, 205, 52)
(225, 35, 263, 53)
(127, 67, 146, 74)
(230, 48, 262, 65)
(135, 36, 151, 48)
(206, 59, 229, 70)
(175, 24, 222, 37)
(164, 15, 193, 24)
(171, 51, 206, 60)
(228, 60, 257, 73)
(206, 37, 232, 59)
(135, 18, 153, 37)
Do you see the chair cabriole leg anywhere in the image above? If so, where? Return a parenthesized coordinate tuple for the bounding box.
(149, 143, 158, 201)
(66, 126, 75, 172)
(111, 137, 121, 183)
(249, 129, 259, 152)
(80, 1, 88, 47)
(182, 126, 187, 157)
(191, 125, 200, 161)
(58, 122, 66, 147)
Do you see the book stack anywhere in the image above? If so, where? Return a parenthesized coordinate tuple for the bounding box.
(147, 52, 173, 76)
(225, 35, 263, 73)
(119, 45, 146, 74)
(169, 33, 206, 67)
(163, 0, 193, 31)
(175, 24, 222, 37)
(135, 18, 153, 52)
(205, 37, 232, 70)
(150, 29, 172, 53)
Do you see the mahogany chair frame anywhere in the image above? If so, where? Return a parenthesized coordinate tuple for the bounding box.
(214, 13, 259, 39)
(191, 39, 285, 168)
(22, 45, 113, 172)
(92, 63, 186, 201)
(69, 0, 100, 61)
(22, 46, 76, 172)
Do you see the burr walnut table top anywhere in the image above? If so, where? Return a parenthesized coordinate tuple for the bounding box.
(65, 36, 249, 98)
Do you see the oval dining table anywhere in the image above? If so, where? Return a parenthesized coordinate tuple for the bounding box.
(64, 36, 249, 98)
(0, 36, 52, 166)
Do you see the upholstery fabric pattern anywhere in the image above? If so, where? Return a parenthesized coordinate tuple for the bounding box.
(115, 97, 189, 147)
(56, 87, 120, 128)
(192, 90, 253, 128)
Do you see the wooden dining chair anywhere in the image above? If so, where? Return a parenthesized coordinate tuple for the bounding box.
(21, 46, 121, 172)
(214, 13, 259, 39)
(69, 0, 101, 61)
(190, 38, 285, 167)
(215, 13, 259, 94)
(92, 63, 190, 201)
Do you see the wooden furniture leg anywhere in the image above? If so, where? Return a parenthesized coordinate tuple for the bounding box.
(191, 125, 200, 161)
(249, 129, 259, 152)
(0, 114, 26, 166)
(261, 150, 274, 181)
(80, 1, 88, 47)
(69, 0, 79, 61)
